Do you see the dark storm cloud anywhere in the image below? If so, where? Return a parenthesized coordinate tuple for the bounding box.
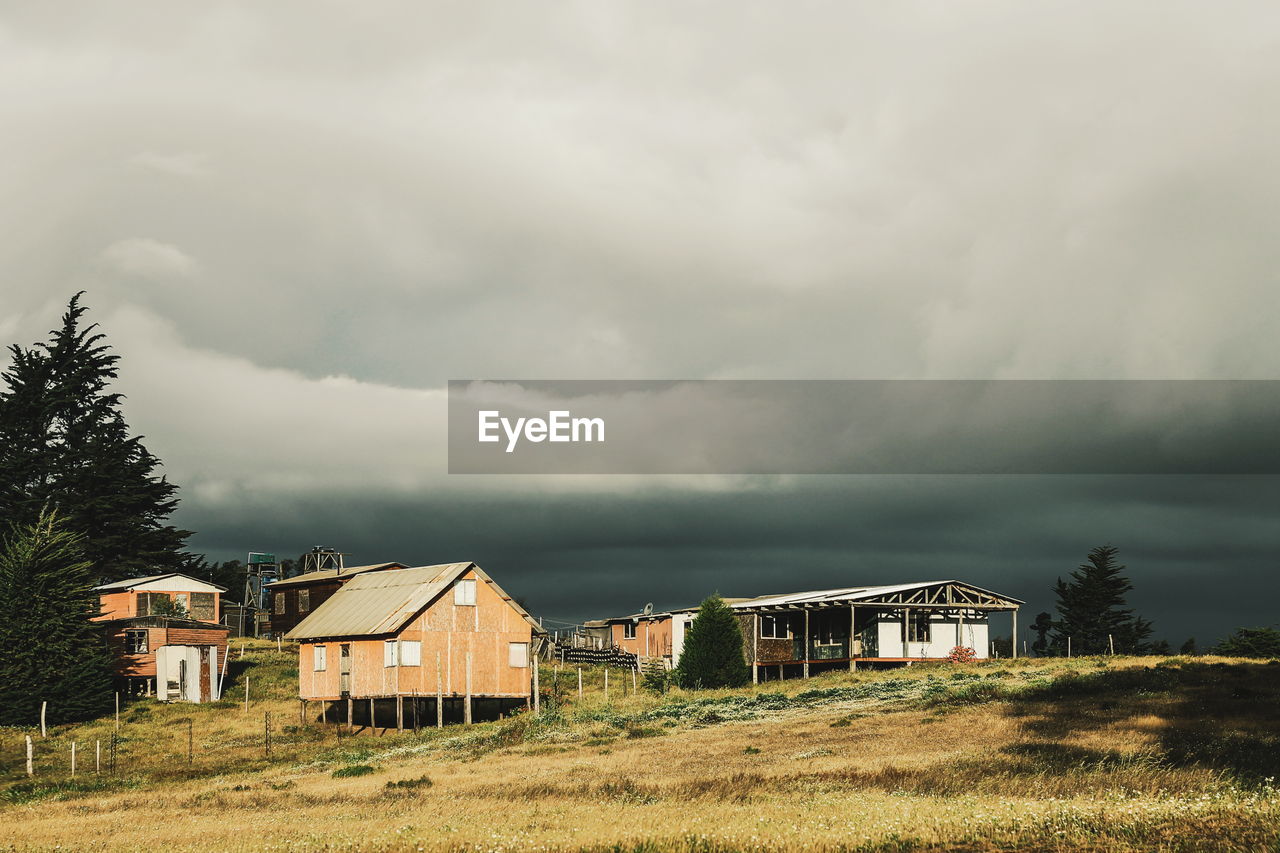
(182, 475, 1280, 644)
(2, 2, 1279, 646)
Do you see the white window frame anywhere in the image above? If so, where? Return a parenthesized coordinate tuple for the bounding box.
(508, 642, 529, 668)
(399, 640, 421, 667)
(313, 645, 327, 671)
(622, 622, 636, 640)
(125, 629, 149, 654)
(454, 579, 477, 606)
(297, 588, 310, 612)
(760, 614, 792, 639)
(384, 639, 398, 667)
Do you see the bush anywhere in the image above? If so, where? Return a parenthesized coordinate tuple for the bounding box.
(947, 646, 977, 663)
(331, 764, 376, 778)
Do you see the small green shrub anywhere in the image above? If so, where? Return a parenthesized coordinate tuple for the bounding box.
(331, 764, 376, 778)
(385, 774, 432, 790)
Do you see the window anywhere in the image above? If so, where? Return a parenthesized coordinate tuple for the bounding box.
(273, 592, 285, 614)
(454, 579, 476, 606)
(622, 622, 636, 639)
(175, 593, 190, 614)
(138, 592, 171, 616)
(908, 611, 932, 643)
(399, 640, 421, 666)
(384, 640, 398, 667)
(297, 588, 310, 612)
(190, 592, 215, 621)
(313, 645, 327, 671)
(760, 614, 792, 639)
(125, 629, 148, 654)
(508, 642, 529, 668)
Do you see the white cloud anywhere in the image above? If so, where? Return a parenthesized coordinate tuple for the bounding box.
(99, 238, 198, 281)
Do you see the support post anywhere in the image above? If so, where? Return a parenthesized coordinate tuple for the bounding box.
(71, 741, 76, 777)
(244, 675, 250, 714)
(397, 695, 404, 731)
(40, 701, 47, 738)
(346, 696, 353, 730)
(958, 608, 965, 651)
(188, 719, 193, 765)
(849, 605, 857, 672)
(25, 735, 33, 777)
(95, 739, 101, 774)
(752, 613, 759, 684)
(436, 651, 444, 728)
(464, 651, 473, 725)
(300, 699, 307, 726)
(903, 607, 909, 657)
(577, 667, 583, 699)
(1012, 609, 1018, 659)
(114, 692, 119, 733)
(368, 697, 375, 733)
(802, 610, 810, 679)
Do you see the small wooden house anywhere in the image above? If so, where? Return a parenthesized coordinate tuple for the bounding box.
(92, 573, 230, 701)
(265, 561, 407, 637)
(286, 562, 543, 727)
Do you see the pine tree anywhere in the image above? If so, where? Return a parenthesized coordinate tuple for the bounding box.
(674, 594, 750, 689)
(1049, 545, 1153, 655)
(0, 293, 191, 582)
(0, 510, 114, 725)
(1180, 637, 1198, 655)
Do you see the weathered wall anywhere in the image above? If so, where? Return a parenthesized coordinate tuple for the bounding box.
(611, 616, 672, 658)
(298, 568, 534, 700)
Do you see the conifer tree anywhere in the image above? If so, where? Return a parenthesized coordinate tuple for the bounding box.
(0, 510, 114, 725)
(674, 594, 750, 689)
(1049, 545, 1153, 655)
(0, 293, 191, 581)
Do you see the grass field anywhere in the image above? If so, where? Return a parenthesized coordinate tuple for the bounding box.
(2, 641, 1278, 852)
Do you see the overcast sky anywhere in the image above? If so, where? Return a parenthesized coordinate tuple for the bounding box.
(2, 2, 1278, 644)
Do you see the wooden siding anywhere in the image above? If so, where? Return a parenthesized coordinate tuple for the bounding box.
(103, 623, 229, 678)
(296, 568, 534, 700)
(610, 616, 673, 658)
(269, 580, 342, 637)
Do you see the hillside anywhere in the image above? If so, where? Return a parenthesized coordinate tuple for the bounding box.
(2, 643, 1278, 852)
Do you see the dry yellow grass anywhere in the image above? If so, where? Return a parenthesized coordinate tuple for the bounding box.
(2, 643, 1277, 852)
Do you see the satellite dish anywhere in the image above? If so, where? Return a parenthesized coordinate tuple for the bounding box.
(642, 602, 654, 616)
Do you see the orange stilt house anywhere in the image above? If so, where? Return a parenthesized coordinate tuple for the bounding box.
(92, 573, 230, 702)
(286, 562, 544, 727)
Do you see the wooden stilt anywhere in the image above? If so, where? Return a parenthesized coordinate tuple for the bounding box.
(396, 695, 403, 731)
(1012, 609, 1019, 659)
(346, 697, 353, 730)
(436, 652, 444, 728)
(368, 697, 375, 733)
(532, 660, 540, 715)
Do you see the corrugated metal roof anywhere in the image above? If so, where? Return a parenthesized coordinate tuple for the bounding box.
(266, 562, 406, 588)
(93, 573, 227, 593)
(285, 562, 545, 640)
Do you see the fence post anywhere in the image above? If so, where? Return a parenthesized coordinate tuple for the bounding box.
(115, 692, 120, 733)
(577, 667, 583, 700)
(40, 701, 47, 738)
(26, 735, 33, 777)
(95, 739, 101, 774)
(110, 733, 117, 774)
(188, 719, 194, 765)
(604, 668, 609, 701)
(264, 711, 272, 759)
(244, 675, 250, 714)
(71, 741, 76, 777)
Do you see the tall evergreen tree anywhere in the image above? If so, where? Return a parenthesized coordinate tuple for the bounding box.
(0, 294, 191, 581)
(0, 509, 114, 725)
(674, 594, 750, 689)
(1049, 545, 1153, 655)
